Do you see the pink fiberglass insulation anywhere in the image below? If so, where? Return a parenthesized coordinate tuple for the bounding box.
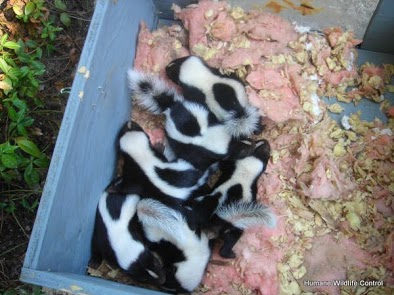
(134, 21, 189, 78)
(301, 234, 376, 295)
(130, 1, 394, 294)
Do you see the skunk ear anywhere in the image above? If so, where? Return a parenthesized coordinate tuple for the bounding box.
(105, 177, 123, 194)
(227, 138, 255, 160)
(253, 139, 271, 171)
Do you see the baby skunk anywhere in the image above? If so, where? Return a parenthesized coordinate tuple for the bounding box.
(113, 120, 210, 201)
(127, 71, 255, 170)
(166, 55, 263, 137)
(137, 198, 212, 293)
(194, 139, 276, 258)
(91, 190, 165, 285)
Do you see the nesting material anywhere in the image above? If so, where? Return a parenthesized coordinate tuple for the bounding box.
(88, 1, 394, 294)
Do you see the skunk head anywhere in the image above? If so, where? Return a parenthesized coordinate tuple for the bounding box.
(253, 139, 271, 173)
(92, 192, 166, 286)
(129, 250, 166, 285)
(165, 56, 190, 85)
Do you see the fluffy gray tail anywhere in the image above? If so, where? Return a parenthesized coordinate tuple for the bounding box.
(215, 202, 276, 229)
(137, 198, 186, 240)
(224, 105, 262, 138)
(127, 69, 184, 114)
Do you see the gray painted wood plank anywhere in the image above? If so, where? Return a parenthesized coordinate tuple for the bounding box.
(22, 0, 157, 274)
(21, 268, 165, 295)
(362, 0, 394, 54)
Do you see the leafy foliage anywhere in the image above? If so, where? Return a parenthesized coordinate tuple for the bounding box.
(2, 285, 45, 295)
(0, 0, 63, 212)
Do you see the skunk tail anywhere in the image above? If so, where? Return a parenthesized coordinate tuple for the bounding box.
(137, 198, 186, 239)
(127, 69, 183, 114)
(224, 104, 263, 138)
(215, 201, 276, 229)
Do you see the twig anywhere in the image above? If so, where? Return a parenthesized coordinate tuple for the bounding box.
(0, 209, 3, 237)
(0, 241, 27, 258)
(12, 212, 29, 239)
(40, 58, 71, 83)
(68, 15, 91, 22)
(0, 260, 10, 281)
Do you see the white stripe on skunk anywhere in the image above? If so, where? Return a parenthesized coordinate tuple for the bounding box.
(92, 192, 165, 285)
(166, 55, 263, 137)
(119, 126, 208, 199)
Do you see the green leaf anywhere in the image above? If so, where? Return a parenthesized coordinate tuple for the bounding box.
(17, 124, 28, 136)
(33, 157, 49, 168)
(0, 142, 18, 154)
(25, 39, 37, 48)
(54, 0, 67, 10)
(35, 47, 43, 59)
(19, 66, 30, 77)
(24, 165, 39, 186)
(60, 12, 71, 27)
(7, 106, 18, 121)
(12, 98, 27, 111)
(13, 5, 23, 16)
(16, 108, 27, 123)
(25, 2, 36, 16)
(0, 58, 11, 74)
(21, 198, 31, 210)
(22, 117, 34, 126)
(0, 34, 8, 46)
(1, 154, 18, 168)
(8, 68, 21, 80)
(15, 137, 42, 158)
(3, 41, 21, 50)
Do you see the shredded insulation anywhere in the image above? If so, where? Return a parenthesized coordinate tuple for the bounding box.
(88, 1, 394, 294)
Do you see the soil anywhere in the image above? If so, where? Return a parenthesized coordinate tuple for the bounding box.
(0, 0, 94, 292)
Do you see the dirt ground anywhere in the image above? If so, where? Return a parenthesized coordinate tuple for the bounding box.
(0, 0, 94, 292)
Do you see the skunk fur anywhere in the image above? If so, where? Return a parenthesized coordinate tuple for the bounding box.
(113, 120, 209, 201)
(194, 139, 276, 258)
(127, 71, 256, 169)
(165, 55, 263, 137)
(137, 198, 212, 293)
(91, 191, 165, 285)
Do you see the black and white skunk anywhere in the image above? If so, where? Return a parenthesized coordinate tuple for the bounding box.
(91, 191, 165, 285)
(194, 139, 276, 258)
(113, 120, 209, 201)
(165, 55, 263, 137)
(137, 198, 212, 293)
(127, 71, 255, 170)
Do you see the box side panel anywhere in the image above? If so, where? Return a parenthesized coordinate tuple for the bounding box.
(153, 0, 197, 19)
(20, 268, 166, 295)
(361, 0, 394, 54)
(23, 0, 157, 274)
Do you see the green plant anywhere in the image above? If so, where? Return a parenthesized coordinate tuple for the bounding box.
(0, 1, 60, 211)
(12, 0, 47, 23)
(54, 0, 71, 27)
(2, 284, 45, 295)
(40, 20, 63, 53)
